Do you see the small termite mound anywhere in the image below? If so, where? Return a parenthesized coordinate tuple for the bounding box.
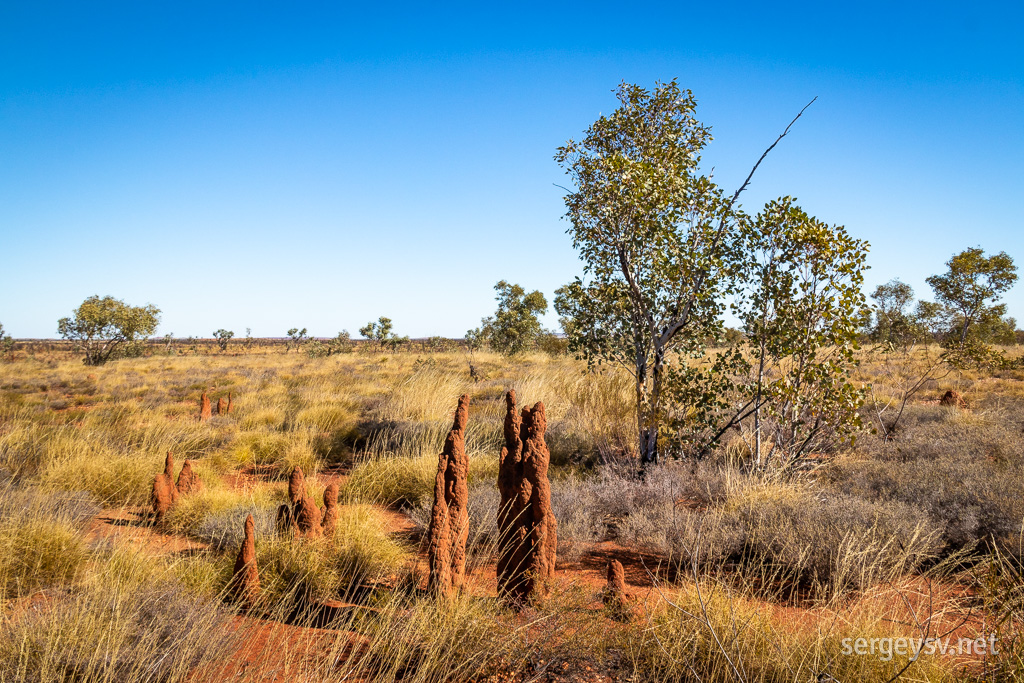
(176, 459, 203, 495)
(940, 389, 967, 409)
(150, 451, 179, 526)
(603, 559, 631, 621)
(230, 514, 260, 605)
(288, 467, 306, 506)
(322, 482, 340, 537)
(199, 391, 212, 422)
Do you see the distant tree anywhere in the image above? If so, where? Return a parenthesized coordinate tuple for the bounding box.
(424, 336, 455, 352)
(465, 327, 487, 353)
(359, 317, 407, 351)
(926, 248, 1018, 346)
(286, 327, 308, 352)
(162, 332, 174, 354)
(329, 330, 353, 354)
(479, 281, 548, 356)
(867, 279, 930, 349)
(535, 330, 568, 357)
(58, 295, 160, 366)
(912, 300, 947, 339)
(213, 329, 234, 351)
(0, 322, 13, 358)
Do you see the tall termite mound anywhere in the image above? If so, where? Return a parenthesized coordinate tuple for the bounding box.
(230, 514, 260, 605)
(199, 391, 212, 422)
(150, 451, 178, 525)
(295, 495, 323, 538)
(216, 397, 228, 415)
(285, 466, 322, 538)
(427, 394, 470, 596)
(497, 390, 557, 606)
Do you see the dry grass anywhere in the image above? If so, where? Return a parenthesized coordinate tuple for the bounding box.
(0, 345, 1021, 681)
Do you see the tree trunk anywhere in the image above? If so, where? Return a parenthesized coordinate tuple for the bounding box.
(638, 346, 664, 468)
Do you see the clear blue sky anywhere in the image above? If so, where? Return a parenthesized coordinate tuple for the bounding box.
(1, 2, 1021, 338)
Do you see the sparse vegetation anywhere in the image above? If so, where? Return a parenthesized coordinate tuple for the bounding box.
(0, 342, 1021, 680)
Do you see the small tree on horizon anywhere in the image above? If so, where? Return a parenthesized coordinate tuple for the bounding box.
(213, 329, 235, 351)
(58, 295, 161, 365)
(0, 322, 13, 359)
(286, 327, 308, 352)
(478, 280, 548, 356)
(359, 317, 408, 351)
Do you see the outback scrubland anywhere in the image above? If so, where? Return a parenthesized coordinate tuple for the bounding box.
(2, 343, 1024, 683)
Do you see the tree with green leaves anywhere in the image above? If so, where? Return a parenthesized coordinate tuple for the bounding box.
(286, 327, 308, 352)
(329, 330, 353, 354)
(733, 199, 868, 466)
(0, 322, 13, 359)
(868, 279, 922, 348)
(554, 80, 814, 465)
(664, 199, 869, 465)
(213, 329, 234, 351)
(58, 295, 161, 365)
(359, 317, 408, 351)
(478, 281, 548, 356)
(926, 248, 1017, 347)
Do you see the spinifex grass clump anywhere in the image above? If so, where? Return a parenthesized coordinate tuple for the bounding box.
(0, 543, 237, 683)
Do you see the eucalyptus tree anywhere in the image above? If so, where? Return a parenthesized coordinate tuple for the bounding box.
(213, 329, 234, 351)
(479, 280, 548, 356)
(730, 199, 869, 466)
(554, 80, 814, 465)
(926, 248, 1017, 346)
(58, 295, 160, 365)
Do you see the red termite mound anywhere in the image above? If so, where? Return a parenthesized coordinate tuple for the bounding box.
(199, 391, 212, 422)
(497, 391, 557, 607)
(427, 394, 470, 596)
(151, 476, 174, 526)
(227, 392, 234, 414)
(151, 451, 178, 525)
(294, 495, 323, 538)
(216, 397, 228, 416)
(230, 514, 260, 604)
(940, 390, 967, 409)
(603, 559, 630, 620)
(288, 467, 305, 506)
(322, 482, 340, 537)
(176, 459, 203, 495)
